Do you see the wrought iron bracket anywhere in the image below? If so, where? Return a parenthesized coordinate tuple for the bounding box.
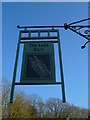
(17, 18, 90, 49)
(64, 18, 90, 49)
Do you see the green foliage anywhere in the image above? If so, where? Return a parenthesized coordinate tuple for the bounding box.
(2, 78, 88, 119)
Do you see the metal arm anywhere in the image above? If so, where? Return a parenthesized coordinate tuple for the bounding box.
(17, 18, 90, 49)
(64, 18, 90, 49)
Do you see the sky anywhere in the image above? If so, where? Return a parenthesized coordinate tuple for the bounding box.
(0, 2, 2, 80)
(1, 0, 89, 2)
(2, 2, 88, 109)
(89, 1, 90, 111)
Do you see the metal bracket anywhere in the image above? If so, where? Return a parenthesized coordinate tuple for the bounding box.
(17, 18, 90, 49)
(64, 18, 90, 49)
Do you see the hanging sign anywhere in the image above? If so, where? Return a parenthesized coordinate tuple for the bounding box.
(20, 42, 56, 83)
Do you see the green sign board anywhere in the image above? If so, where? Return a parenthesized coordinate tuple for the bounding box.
(20, 42, 56, 83)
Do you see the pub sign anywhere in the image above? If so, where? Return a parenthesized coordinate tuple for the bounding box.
(20, 42, 56, 83)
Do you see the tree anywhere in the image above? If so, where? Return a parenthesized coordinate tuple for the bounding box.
(2, 78, 37, 118)
(2, 78, 11, 118)
(7, 94, 37, 118)
(80, 108, 88, 118)
(29, 94, 45, 118)
(45, 98, 88, 119)
(2, 78, 88, 119)
(45, 98, 63, 118)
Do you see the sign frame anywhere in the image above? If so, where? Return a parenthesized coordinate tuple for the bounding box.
(10, 28, 66, 103)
